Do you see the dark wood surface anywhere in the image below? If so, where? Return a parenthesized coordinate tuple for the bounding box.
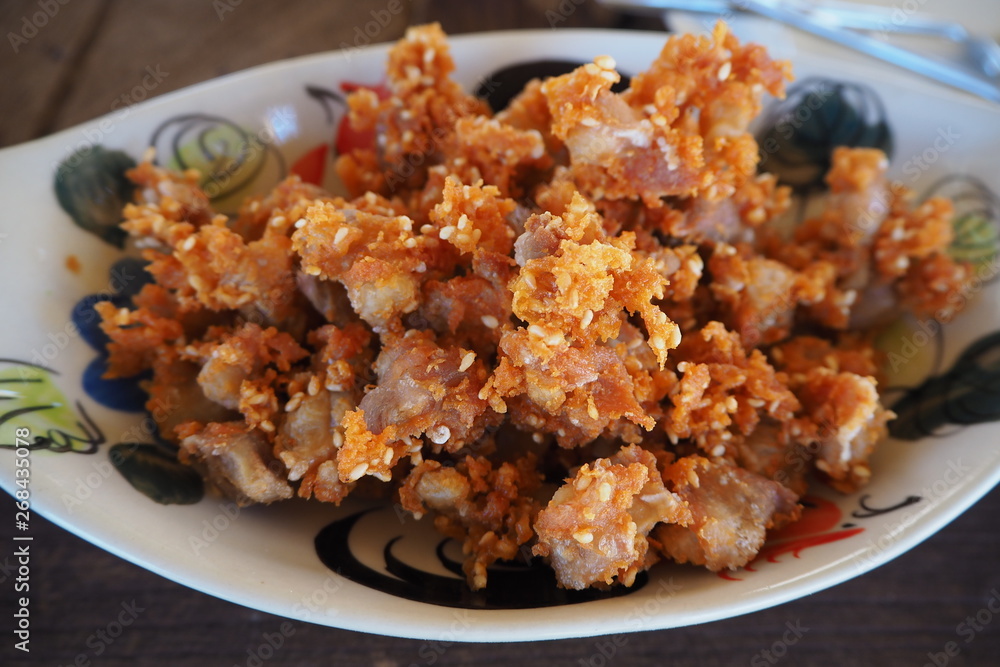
(2, 1, 1000, 665)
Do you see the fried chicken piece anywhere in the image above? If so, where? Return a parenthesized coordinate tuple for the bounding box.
(276, 376, 356, 503)
(664, 322, 799, 456)
(653, 455, 800, 571)
(508, 193, 680, 364)
(428, 176, 518, 257)
(708, 242, 826, 348)
(400, 454, 542, 589)
(646, 173, 792, 244)
(178, 421, 293, 506)
(490, 330, 657, 448)
(543, 23, 790, 207)
(416, 275, 511, 359)
(896, 252, 971, 321)
(533, 445, 691, 589)
(120, 159, 216, 248)
(275, 323, 373, 502)
(228, 175, 333, 241)
(185, 322, 307, 416)
(495, 77, 564, 156)
(793, 368, 892, 493)
(335, 23, 490, 197)
(733, 420, 810, 496)
(144, 350, 237, 444)
(337, 330, 496, 484)
(165, 220, 305, 333)
(292, 202, 452, 332)
(873, 195, 954, 279)
(771, 334, 881, 380)
(95, 298, 185, 378)
(486, 194, 680, 447)
(447, 116, 551, 198)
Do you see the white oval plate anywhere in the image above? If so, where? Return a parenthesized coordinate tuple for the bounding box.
(1, 29, 999, 642)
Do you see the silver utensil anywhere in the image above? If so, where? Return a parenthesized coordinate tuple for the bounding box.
(598, 0, 1000, 104)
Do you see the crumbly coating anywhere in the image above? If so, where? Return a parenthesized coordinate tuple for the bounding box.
(99, 23, 977, 591)
(533, 445, 691, 589)
(652, 455, 800, 571)
(400, 454, 542, 589)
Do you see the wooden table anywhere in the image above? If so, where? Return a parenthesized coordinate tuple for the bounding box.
(2, 1, 999, 665)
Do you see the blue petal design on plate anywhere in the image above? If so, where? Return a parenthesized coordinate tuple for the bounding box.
(72, 293, 128, 351)
(109, 257, 155, 299)
(82, 357, 150, 413)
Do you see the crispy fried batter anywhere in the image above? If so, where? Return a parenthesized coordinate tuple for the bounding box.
(400, 454, 542, 589)
(179, 421, 293, 505)
(653, 455, 800, 570)
(100, 23, 981, 592)
(533, 445, 690, 589)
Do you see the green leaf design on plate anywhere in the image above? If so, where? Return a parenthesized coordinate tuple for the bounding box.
(874, 316, 938, 388)
(949, 212, 999, 271)
(109, 442, 204, 505)
(889, 330, 1000, 440)
(0, 362, 102, 453)
(163, 118, 267, 201)
(53, 146, 136, 248)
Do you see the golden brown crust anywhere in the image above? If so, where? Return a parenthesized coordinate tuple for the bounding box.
(98, 23, 979, 592)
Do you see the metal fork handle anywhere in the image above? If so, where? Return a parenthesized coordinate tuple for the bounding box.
(742, 0, 1000, 103)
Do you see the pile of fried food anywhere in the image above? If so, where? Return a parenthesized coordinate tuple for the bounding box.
(98, 23, 970, 590)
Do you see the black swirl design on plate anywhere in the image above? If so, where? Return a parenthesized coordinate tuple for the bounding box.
(851, 494, 922, 519)
(757, 77, 893, 190)
(149, 114, 287, 201)
(316, 509, 647, 609)
(889, 331, 1000, 440)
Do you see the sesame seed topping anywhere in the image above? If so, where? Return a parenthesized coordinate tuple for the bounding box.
(458, 351, 476, 372)
(598, 482, 612, 502)
(348, 462, 369, 481)
(429, 425, 451, 445)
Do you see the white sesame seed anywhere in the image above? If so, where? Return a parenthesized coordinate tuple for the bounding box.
(383, 449, 394, 465)
(718, 61, 732, 81)
(711, 444, 726, 457)
(573, 530, 594, 544)
(581, 309, 594, 329)
(481, 315, 500, 329)
(348, 462, 369, 481)
(439, 225, 455, 240)
(333, 227, 350, 245)
(595, 55, 616, 70)
(458, 351, 476, 372)
(429, 425, 451, 445)
(528, 324, 547, 338)
(598, 482, 612, 502)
